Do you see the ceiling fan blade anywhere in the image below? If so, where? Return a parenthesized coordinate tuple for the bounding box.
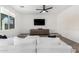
(40, 10, 43, 13)
(36, 9, 43, 10)
(46, 7, 53, 10)
(45, 10, 48, 12)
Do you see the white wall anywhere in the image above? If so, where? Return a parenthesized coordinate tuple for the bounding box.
(19, 13, 57, 33)
(57, 6, 79, 43)
(0, 6, 22, 37)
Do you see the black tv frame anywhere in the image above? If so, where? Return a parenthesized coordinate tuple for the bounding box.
(34, 19, 45, 26)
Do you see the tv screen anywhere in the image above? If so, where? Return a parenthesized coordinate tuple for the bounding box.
(34, 19, 45, 25)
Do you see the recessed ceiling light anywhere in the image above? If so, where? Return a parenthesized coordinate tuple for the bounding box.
(20, 6, 24, 8)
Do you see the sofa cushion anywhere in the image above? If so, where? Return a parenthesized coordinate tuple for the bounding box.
(13, 37, 36, 49)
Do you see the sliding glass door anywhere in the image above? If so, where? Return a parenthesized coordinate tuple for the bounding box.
(0, 13, 15, 30)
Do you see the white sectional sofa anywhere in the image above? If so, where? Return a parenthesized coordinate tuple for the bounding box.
(0, 36, 74, 53)
(37, 37, 73, 53)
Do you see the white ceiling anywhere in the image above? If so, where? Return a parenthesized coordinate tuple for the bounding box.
(11, 5, 72, 14)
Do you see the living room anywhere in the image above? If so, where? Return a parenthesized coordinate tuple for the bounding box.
(0, 5, 79, 41)
(0, 5, 70, 37)
(0, 5, 79, 53)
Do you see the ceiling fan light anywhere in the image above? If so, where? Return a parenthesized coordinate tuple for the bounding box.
(42, 11, 46, 13)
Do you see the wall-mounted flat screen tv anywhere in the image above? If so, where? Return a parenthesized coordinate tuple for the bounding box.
(34, 19, 45, 25)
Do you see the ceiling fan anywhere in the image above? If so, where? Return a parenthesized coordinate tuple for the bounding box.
(36, 5, 53, 13)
